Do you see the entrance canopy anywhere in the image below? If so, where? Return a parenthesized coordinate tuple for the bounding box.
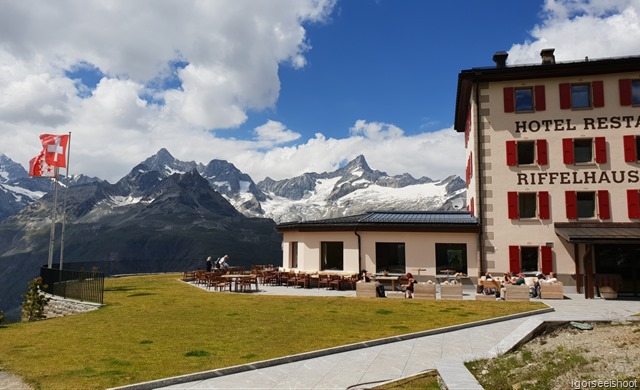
(555, 222, 640, 244)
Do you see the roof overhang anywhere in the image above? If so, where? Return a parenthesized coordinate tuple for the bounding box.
(555, 222, 640, 244)
(277, 223, 480, 234)
(454, 55, 640, 133)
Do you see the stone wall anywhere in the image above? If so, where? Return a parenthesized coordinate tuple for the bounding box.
(43, 294, 103, 319)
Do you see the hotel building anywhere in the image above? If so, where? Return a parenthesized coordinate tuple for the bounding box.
(455, 49, 640, 297)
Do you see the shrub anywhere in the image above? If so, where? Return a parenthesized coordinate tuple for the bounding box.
(21, 277, 51, 322)
(0, 310, 4, 325)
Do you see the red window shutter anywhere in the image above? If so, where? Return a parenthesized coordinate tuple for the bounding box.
(506, 140, 517, 166)
(534, 85, 546, 111)
(597, 190, 611, 220)
(627, 189, 640, 219)
(536, 139, 548, 165)
(624, 135, 638, 162)
(503, 87, 515, 112)
(540, 246, 553, 274)
(595, 137, 607, 163)
(562, 138, 574, 164)
(565, 191, 577, 219)
(509, 246, 520, 274)
(470, 197, 475, 217)
(538, 191, 550, 220)
(620, 79, 632, 106)
(592, 80, 604, 107)
(508, 192, 519, 219)
(559, 83, 571, 109)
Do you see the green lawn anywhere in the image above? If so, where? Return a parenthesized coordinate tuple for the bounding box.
(0, 274, 546, 390)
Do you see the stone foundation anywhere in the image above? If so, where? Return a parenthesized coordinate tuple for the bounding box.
(43, 294, 103, 319)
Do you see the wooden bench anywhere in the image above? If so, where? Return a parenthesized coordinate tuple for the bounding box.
(540, 282, 564, 299)
(440, 284, 463, 300)
(504, 284, 530, 301)
(355, 282, 377, 298)
(413, 283, 436, 299)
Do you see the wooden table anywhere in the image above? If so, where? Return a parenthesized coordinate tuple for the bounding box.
(375, 276, 400, 291)
(221, 274, 255, 292)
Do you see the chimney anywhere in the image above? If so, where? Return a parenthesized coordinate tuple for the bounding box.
(493, 51, 508, 68)
(540, 48, 555, 64)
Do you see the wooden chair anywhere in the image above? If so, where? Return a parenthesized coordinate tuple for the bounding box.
(342, 274, 359, 290)
(440, 284, 463, 300)
(413, 283, 436, 299)
(239, 274, 259, 292)
(356, 282, 377, 298)
(208, 274, 228, 291)
(540, 282, 564, 299)
(504, 284, 531, 301)
(329, 274, 342, 290)
(317, 273, 330, 289)
(295, 273, 309, 289)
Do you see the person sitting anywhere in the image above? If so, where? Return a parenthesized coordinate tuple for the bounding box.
(216, 255, 230, 270)
(545, 272, 558, 284)
(401, 272, 416, 299)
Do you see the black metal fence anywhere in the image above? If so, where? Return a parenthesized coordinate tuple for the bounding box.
(40, 265, 104, 304)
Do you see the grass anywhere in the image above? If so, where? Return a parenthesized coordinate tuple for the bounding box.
(0, 273, 545, 390)
(467, 345, 589, 390)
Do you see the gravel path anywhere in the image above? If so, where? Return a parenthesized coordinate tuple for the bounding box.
(0, 371, 32, 390)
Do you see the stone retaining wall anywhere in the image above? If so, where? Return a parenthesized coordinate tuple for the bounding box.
(43, 294, 103, 319)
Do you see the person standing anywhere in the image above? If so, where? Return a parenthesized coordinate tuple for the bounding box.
(205, 256, 213, 272)
(401, 272, 416, 299)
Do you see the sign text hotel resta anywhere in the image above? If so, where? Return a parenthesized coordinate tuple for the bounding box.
(512, 115, 640, 186)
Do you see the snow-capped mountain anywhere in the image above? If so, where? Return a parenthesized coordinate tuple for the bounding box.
(1, 150, 466, 224)
(257, 154, 466, 223)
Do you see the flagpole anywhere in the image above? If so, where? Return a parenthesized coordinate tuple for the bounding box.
(59, 132, 72, 270)
(47, 168, 59, 269)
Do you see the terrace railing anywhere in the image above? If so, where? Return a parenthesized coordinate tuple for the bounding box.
(40, 265, 104, 304)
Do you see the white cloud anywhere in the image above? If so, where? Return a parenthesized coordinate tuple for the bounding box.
(2, 0, 640, 186)
(508, 0, 640, 64)
(254, 120, 301, 145)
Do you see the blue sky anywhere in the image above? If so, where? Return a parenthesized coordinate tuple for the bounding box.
(2, 0, 640, 183)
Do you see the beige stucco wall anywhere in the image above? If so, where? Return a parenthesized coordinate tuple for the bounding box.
(469, 70, 640, 284)
(281, 230, 478, 279)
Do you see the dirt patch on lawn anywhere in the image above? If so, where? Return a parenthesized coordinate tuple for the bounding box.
(468, 321, 640, 389)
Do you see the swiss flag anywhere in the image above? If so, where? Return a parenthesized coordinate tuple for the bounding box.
(28, 150, 57, 178)
(40, 134, 69, 168)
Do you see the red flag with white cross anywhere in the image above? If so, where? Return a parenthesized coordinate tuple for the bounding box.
(39, 133, 69, 168)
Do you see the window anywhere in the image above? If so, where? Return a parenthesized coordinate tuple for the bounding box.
(508, 245, 553, 274)
(572, 84, 591, 108)
(560, 81, 604, 109)
(290, 241, 298, 269)
(577, 192, 595, 218)
(623, 135, 640, 162)
(320, 242, 343, 271)
(435, 243, 467, 274)
(565, 190, 610, 220)
(515, 88, 534, 112)
(507, 191, 550, 220)
(506, 139, 548, 166)
(618, 79, 640, 106)
(574, 139, 593, 163)
(375, 243, 405, 274)
(562, 137, 607, 164)
(503, 86, 546, 113)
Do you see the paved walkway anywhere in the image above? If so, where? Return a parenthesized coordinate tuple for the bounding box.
(118, 284, 640, 390)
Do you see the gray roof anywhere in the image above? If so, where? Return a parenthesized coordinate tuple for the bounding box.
(277, 211, 479, 233)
